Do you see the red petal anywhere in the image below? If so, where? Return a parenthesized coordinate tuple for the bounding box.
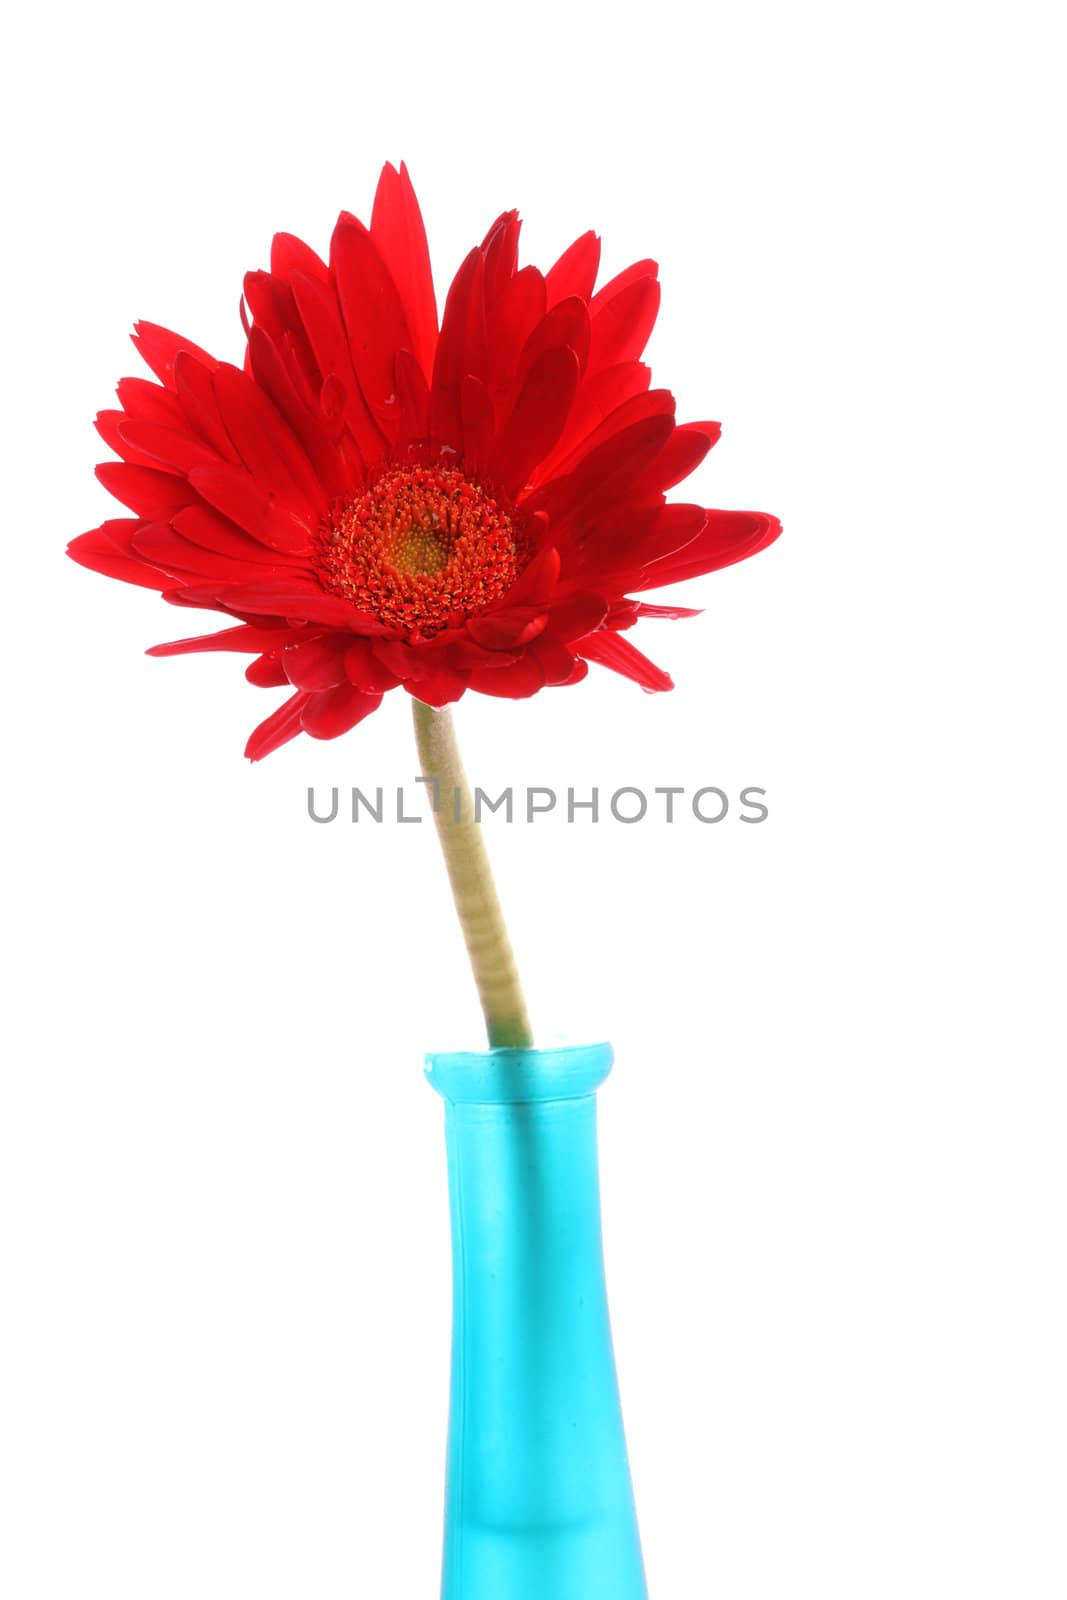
(653, 422, 722, 490)
(96, 410, 171, 472)
(578, 630, 673, 692)
(429, 636, 521, 671)
(532, 361, 651, 484)
(281, 634, 350, 690)
(148, 623, 303, 657)
(245, 654, 289, 687)
(130, 522, 279, 582)
(588, 273, 660, 374)
(271, 232, 328, 285)
(499, 545, 561, 607)
(632, 601, 703, 619)
(606, 598, 640, 629)
(544, 590, 608, 641)
(638, 503, 710, 559)
(115, 377, 187, 428)
(545, 387, 675, 484)
(372, 640, 422, 680)
(173, 352, 241, 461)
(370, 162, 438, 382)
(247, 279, 322, 405)
(486, 266, 546, 413)
(246, 328, 352, 498)
(68, 522, 172, 590)
(343, 638, 401, 692)
(545, 232, 601, 306)
(460, 374, 496, 477)
(535, 413, 675, 526)
(211, 364, 326, 516)
(394, 347, 430, 444)
(429, 250, 476, 448)
(528, 631, 579, 685)
(591, 258, 658, 307)
(515, 298, 591, 387)
(493, 346, 580, 494)
(593, 502, 708, 576)
(96, 462, 192, 519)
(331, 217, 412, 437)
(560, 502, 657, 579)
(168, 505, 301, 569)
(466, 609, 548, 649)
(563, 503, 706, 593)
(300, 683, 383, 740)
(117, 417, 221, 475)
(481, 210, 521, 299)
(463, 250, 490, 387)
(187, 464, 313, 555)
(199, 581, 366, 628)
(246, 692, 312, 760)
(406, 669, 468, 709)
(243, 270, 293, 343)
(289, 270, 385, 467)
(467, 653, 547, 699)
(132, 321, 218, 389)
(635, 512, 782, 587)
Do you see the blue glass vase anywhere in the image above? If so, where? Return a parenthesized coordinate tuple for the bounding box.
(425, 1041, 648, 1600)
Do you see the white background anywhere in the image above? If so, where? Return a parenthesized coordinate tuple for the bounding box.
(2, 1, 1064, 1595)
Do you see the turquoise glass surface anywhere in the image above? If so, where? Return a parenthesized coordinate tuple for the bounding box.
(425, 1042, 648, 1599)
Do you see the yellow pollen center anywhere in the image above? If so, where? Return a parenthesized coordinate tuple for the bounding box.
(391, 520, 449, 578)
(314, 465, 520, 638)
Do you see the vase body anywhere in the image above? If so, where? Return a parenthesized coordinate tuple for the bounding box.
(425, 1042, 648, 1600)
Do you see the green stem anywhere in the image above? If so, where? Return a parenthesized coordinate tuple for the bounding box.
(412, 699, 534, 1050)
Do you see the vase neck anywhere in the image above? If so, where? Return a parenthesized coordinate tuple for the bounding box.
(425, 1041, 613, 1105)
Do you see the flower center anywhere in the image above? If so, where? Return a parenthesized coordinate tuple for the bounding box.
(314, 465, 520, 638)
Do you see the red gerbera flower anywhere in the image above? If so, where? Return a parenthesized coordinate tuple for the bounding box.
(68, 162, 780, 760)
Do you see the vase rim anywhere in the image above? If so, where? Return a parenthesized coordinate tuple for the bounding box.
(425, 1041, 614, 1105)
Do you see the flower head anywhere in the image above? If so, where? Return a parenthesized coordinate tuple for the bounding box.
(69, 163, 780, 758)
